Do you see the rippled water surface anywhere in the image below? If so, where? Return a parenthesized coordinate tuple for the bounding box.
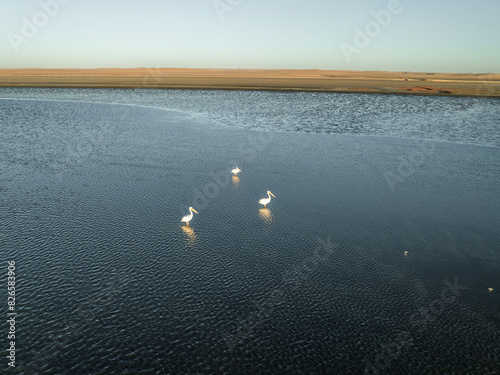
(0, 90, 499, 374)
(1, 87, 500, 146)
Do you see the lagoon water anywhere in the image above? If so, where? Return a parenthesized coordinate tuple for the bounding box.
(0, 88, 499, 374)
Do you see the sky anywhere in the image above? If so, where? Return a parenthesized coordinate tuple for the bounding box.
(1, 0, 499, 73)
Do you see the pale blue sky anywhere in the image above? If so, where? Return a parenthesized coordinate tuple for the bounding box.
(1, 0, 499, 72)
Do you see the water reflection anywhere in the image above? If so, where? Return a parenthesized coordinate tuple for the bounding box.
(231, 175, 240, 187)
(259, 208, 273, 224)
(181, 225, 197, 247)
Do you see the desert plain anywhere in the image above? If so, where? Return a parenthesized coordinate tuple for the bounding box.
(1, 68, 499, 97)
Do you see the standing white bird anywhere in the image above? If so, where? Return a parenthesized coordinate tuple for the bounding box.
(259, 191, 275, 208)
(231, 167, 242, 176)
(181, 207, 199, 226)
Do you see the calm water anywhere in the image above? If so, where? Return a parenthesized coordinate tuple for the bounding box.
(1, 89, 499, 374)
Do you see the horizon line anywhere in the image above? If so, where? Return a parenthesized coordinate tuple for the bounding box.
(1, 67, 499, 75)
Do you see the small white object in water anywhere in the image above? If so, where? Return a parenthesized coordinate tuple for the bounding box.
(488, 288, 493, 292)
(181, 207, 199, 226)
(259, 191, 275, 208)
(231, 167, 241, 176)
(404, 251, 408, 256)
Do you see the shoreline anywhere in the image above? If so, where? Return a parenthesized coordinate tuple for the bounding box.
(1, 68, 499, 97)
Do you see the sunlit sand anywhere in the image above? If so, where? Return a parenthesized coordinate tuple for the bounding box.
(1, 68, 499, 97)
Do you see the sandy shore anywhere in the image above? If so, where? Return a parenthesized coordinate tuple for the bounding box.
(1, 68, 499, 97)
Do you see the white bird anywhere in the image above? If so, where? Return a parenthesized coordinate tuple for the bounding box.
(259, 191, 275, 208)
(231, 167, 241, 176)
(181, 207, 199, 226)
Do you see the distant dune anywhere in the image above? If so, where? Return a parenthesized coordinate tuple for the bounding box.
(1, 68, 499, 97)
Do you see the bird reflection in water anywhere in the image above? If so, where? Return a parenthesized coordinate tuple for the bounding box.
(181, 225, 197, 247)
(259, 208, 273, 224)
(231, 175, 240, 187)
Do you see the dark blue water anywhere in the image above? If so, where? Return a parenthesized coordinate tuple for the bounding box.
(1, 91, 499, 374)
